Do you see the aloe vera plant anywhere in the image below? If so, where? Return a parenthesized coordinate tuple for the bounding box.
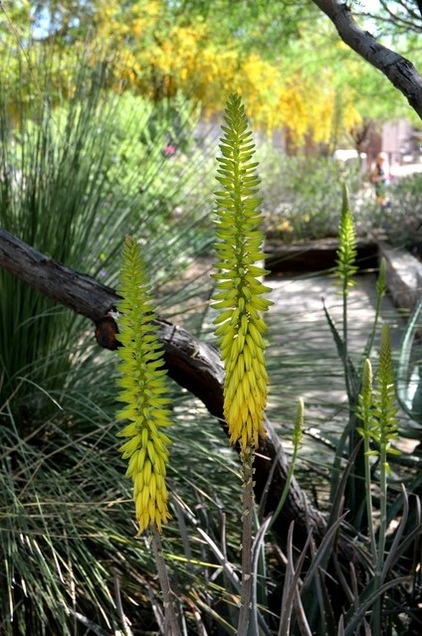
(116, 236, 180, 635)
(211, 93, 273, 634)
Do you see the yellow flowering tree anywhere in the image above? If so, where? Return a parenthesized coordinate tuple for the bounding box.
(90, 2, 361, 144)
(3, 0, 367, 148)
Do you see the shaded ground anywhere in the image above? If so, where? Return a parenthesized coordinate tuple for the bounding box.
(163, 254, 420, 469)
(264, 272, 409, 463)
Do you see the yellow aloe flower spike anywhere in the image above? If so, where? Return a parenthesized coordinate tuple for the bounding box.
(116, 237, 173, 534)
(212, 93, 272, 450)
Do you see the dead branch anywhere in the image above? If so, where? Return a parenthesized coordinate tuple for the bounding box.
(0, 227, 359, 566)
(312, 0, 422, 118)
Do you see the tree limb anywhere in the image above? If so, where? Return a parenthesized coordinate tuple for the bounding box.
(0, 227, 325, 545)
(1, 225, 367, 600)
(312, 0, 422, 118)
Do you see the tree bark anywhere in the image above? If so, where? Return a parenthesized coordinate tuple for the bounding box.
(312, 0, 422, 119)
(0, 227, 356, 560)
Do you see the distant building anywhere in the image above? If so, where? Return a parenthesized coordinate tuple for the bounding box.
(382, 119, 422, 165)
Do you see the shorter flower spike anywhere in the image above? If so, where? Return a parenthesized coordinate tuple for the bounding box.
(116, 237, 173, 534)
(212, 94, 272, 450)
(336, 183, 358, 295)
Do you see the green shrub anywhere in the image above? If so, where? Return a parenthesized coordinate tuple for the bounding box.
(257, 146, 362, 241)
(370, 173, 422, 250)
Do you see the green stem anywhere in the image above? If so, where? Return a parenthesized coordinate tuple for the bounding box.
(373, 452, 388, 634)
(363, 433, 377, 563)
(343, 280, 354, 406)
(237, 447, 255, 635)
(150, 527, 181, 636)
(268, 437, 300, 529)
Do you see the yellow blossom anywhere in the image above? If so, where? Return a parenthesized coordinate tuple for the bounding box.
(116, 237, 173, 534)
(212, 94, 272, 450)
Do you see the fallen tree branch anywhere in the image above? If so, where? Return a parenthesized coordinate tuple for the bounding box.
(1, 227, 358, 564)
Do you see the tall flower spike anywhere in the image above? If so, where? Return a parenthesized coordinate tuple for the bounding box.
(336, 183, 358, 296)
(212, 93, 272, 450)
(116, 237, 173, 534)
(373, 323, 400, 466)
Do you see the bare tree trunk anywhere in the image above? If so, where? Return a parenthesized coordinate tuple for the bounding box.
(312, 0, 422, 118)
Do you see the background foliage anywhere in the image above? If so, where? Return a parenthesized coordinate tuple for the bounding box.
(1, 1, 422, 634)
(2, 0, 422, 144)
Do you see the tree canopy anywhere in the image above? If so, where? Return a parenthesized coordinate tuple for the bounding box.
(1, 1, 421, 148)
